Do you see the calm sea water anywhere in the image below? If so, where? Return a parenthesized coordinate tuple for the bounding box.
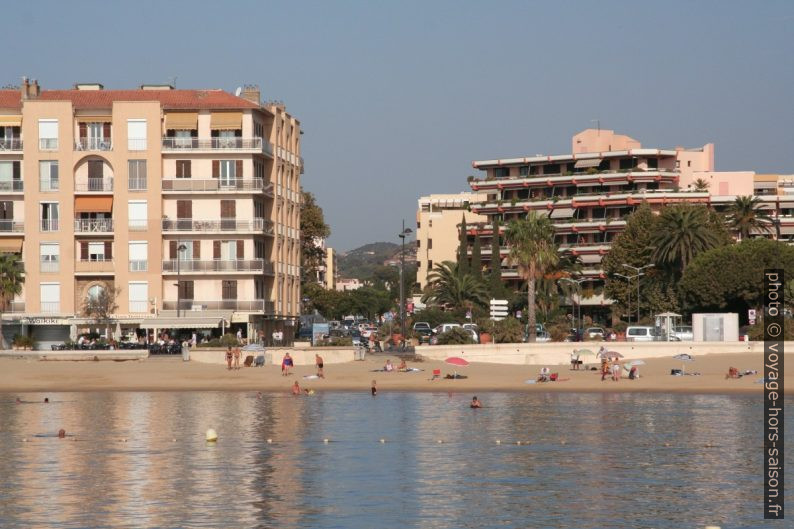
(0, 391, 790, 529)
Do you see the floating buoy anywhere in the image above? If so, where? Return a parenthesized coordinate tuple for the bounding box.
(704, 526, 721, 529)
(323, 438, 329, 443)
(560, 439, 567, 445)
(663, 442, 671, 447)
(495, 439, 501, 445)
(121, 438, 127, 443)
(266, 438, 273, 444)
(380, 438, 386, 443)
(22, 438, 27, 443)
(516, 441, 522, 446)
(206, 429, 218, 442)
(437, 439, 443, 444)
(172, 438, 176, 442)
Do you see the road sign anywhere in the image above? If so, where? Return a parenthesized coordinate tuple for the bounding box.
(490, 299, 508, 321)
(748, 309, 756, 325)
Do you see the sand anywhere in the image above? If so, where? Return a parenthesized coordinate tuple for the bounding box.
(0, 352, 789, 394)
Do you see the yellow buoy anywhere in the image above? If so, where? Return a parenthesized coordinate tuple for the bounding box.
(437, 439, 443, 444)
(206, 429, 218, 442)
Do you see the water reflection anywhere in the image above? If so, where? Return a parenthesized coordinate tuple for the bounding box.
(0, 392, 790, 529)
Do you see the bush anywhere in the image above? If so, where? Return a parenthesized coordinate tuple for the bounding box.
(220, 333, 241, 347)
(492, 317, 523, 343)
(12, 335, 35, 350)
(316, 336, 353, 347)
(746, 318, 794, 341)
(436, 327, 475, 345)
(611, 320, 628, 333)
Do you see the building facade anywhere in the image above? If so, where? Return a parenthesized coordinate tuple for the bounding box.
(0, 79, 302, 348)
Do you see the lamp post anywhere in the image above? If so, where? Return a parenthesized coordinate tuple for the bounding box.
(398, 221, 413, 349)
(176, 243, 187, 318)
(622, 263, 654, 323)
(558, 277, 593, 341)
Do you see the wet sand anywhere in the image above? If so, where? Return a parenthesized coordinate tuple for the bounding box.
(0, 352, 789, 394)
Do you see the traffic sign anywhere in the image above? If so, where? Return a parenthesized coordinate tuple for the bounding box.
(490, 299, 508, 321)
(748, 308, 756, 325)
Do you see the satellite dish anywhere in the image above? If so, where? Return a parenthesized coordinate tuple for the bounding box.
(234, 86, 242, 97)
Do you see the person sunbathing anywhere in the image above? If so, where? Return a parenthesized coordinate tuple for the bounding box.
(726, 367, 740, 379)
(538, 367, 551, 382)
(397, 359, 408, 371)
(384, 359, 394, 372)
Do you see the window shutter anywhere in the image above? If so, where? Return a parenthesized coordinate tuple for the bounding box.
(211, 130, 219, 138)
(185, 160, 192, 178)
(186, 281, 194, 299)
(193, 240, 200, 259)
(220, 200, 235, 218)
(12, 126, 20, 138)
(103, 123, 111, 140)
(213, 241, 221, 259)
(80, 242, 88, 261)
(236, 240, 244, 258)
(176, 161, 184, 178)
(12, 161, 20, 180)
(234, 129, 242, 138)
(104, 241, 112, 260)
(79, 122, 87, 140)
(212, 160, 219, 178)
(170, 240, 177, 259)
(166, 129, 175, 137)
(235, 160, 243, 177)
(190, 129, 197, 138)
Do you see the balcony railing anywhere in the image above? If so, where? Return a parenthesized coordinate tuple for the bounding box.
(129, 301, 149, 313)
(74, 219, 113, 232)
(162, 259, 269, 273)
(39, 139, 58, 150)
(75, 178, 114, 192)
(128, 176, 147, 191)
(0, 139, 22, 151)
(129, 260, 148, 272)
(40, 260, 60, 273)
(75, 259, 114, 273)
(75, 138, 112, 151)
(0, 180, 23, 192)
(162, 300, 269, 312)
(8, 301, 24, 313)
(161, 218, 267, 232)
(161, 137, 267, 151)
(40, 302, 60, 313)
(39, 219, 58, 232)
(162, 178, 267, 192)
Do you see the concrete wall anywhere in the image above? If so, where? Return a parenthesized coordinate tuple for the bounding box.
(189, 346, 355, 365)
(416, 341, 791, 366)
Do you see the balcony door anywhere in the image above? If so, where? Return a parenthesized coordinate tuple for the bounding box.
(178, 280, 194, 304)
(176, 200, 192, 231)
(222, 280, 237, 309)
(220, 200, 236, 230)
(88, 160, 104, 190)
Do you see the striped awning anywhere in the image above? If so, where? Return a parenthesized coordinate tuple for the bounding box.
(139, 317, 223, 329)
(574, 158, 602, 169)
(754, 181, 778, 189)
(0, 238, 23, 252)
(0, 116, 22, 126)
(550, 207, 576, 219)
(165, 112, 198, 130)
(210, 112, 242, 130)
(579, 254, 603, 264)
(75, 196, 113, 213)
(76, 115, 112, 122)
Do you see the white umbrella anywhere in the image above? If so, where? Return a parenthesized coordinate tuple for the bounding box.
(673, 353, 693, 375)
(627, 359, 646, 367)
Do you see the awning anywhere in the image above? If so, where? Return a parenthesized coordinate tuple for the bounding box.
(75, 196, 113, 213)
(778, 201, 794, 208)
(550, 207, 576, 219)
(0, 116, 22, 126)
(210, 112, 242, 130)
(574, 158, 602, 169)
(165, 112, 198, 130)
(139, 317, 223, 329)
(754, 181, 778, 190)
(0, 238, 23, 252)
(604, 180, 630, 186)
(579, 254, 603, 264)
(76, 115, 112, 122)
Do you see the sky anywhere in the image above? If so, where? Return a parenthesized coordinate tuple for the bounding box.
(4, 0, 793, 251)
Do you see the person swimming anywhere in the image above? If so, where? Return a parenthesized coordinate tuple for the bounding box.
(58, 429, 66, 438)
(44, 397, 49, 403)
(470, 396, 482, 408)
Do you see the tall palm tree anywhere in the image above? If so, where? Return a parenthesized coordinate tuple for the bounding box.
(504, 212, 559, 342)
(693, 178, 710, 192)
(726, 195, 773, 240)
(0, 253, 24, 349)
(651, 205, 722, 270)
(421, 261, 489, 308)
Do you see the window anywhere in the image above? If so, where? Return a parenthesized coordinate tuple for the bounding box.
(428, 239, 433, 249)
(647, 158, 658, 169)
(427, 260, 433, 271)
(544, 164, 560, 175)
(255, 278, 264, 299)
(218, 160, 237, 186)
(687, 160, 691, 167)
(129, 282, 149, 313)
(254, 240, 265, 259)
(87, 284, 105, 301)
(221, 240, 237, 260)
(40, 243, 59, 273)
(40, 202, 59, 231)
(128, 200, 147, 230)
(40, 283, 60, 313)
(174, 129, 194, 148)
(129, 241, 148, 271)
(176, 160, 191, 178)
(128, 160, 147, 191)
(38, 119, 58, 150)
(39, 161, 59, 191)
(619, 158, 636, 170)
(0, 161, 21, 192)
(494, 167, 510, 178)
(127, 119, 147, 151)
(519, 166, 529, 176)
(178, 280, 194, 300)
(222, 280, 237, 300)
(88, 241, 106, 261)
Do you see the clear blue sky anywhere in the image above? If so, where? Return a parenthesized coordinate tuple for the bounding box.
(6, 0, 793, 250)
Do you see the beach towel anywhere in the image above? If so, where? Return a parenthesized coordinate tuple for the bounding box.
(303, 375, 319, 379)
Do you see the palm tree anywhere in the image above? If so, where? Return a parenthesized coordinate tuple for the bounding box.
(726, 195, 773, 240)
(693, 178, 710, 192)
(504, 212, 559, 342)
(421, 261, 489, 308)
(651, 205, 722, 270)
(0, 253, 24, 349)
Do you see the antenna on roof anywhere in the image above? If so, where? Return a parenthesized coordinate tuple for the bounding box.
(590, 119, 600, 135)
(234, 86, 242, 97)
(169, 76, 177, 88)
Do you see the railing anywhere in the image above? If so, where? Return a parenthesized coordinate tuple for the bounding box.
(75, 138, 112, 151)
(40, 302, 60, 313)
(39, 139, 58, 150)
(75, 259, 114, 273)
(162, 178, 266, 192)
(161, 218, 267, 232)
(74, 219, 113, 232)
(128, 176, 147, 191)
(75, 178, 114, 192)
(0, 180, 23, 192)
(162, 300, 268, 311)
(129, 301, 149, 313)
(0, 139, 22, 151)
(161, 137, 264, 150)
(127, 139, 147, 151)
(8, 301, 24, 313)
(128, 219, 149, 231)
(162, 259, 268, 273)
(40, 260, 60, 273)
(40, 219, 59, 232)
(0, 220, 23, 232)
(129, 260, 148, 272)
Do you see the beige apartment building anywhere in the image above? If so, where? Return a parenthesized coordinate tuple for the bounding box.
(415, 192, 486, 289)
(0, 79, 302, 348)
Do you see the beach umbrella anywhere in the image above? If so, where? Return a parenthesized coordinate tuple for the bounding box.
(242, 343, 265, 353)
(444, 356, 469, 378)
(576, 348, 594, 356)
(627, 359, 646, 367)
(673, 353, 694, 374)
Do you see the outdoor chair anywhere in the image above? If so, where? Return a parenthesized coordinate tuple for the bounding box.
(431, 369, 441, 380)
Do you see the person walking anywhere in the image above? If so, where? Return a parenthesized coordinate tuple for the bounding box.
(225, 346, 233, 370)
(315, 354, 325, 378)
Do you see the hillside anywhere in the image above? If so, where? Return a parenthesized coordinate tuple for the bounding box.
(337, 242, 400, 279)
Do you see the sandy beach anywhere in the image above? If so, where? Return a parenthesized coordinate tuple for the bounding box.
(0, 352, 789, 394)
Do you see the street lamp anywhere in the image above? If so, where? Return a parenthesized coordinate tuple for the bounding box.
(622, 263, 654, 323)
(398, 221, 413, 349)
(176, 243, 187, 318)
(558, 277, 593, 341)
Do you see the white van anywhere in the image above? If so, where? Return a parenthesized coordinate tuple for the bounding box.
(433, 323, 462, 335)
(625, 326, 658, 342)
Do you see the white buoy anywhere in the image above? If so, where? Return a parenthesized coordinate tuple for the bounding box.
(704, 526, 721, 529)
(516, 441, 522, 445)
(323, 438, 329, 443)
(561, 439, 567, 445)
(172, 438, 176, 442)
(380, 438, 386, 443)
(22, 438, 27, 443)
(122, 438, 127, 443)
(495, 439, 501, 445)
(437, 439, 443, 444)
(266, 438, 273, 444)
(206, 429, 218, 442)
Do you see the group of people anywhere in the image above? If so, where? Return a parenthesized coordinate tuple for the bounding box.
(382, 358, 408, 372)
(280, 352, 324, 378)
(225, 346, 242, 370)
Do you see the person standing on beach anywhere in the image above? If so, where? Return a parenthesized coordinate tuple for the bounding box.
(225, 347, 233, 370)
(611, 359, 621, 381)
(233, 345, 241, 370)
(570, 349, 580, 371)
(281, 352, 294, 376)
(600, 358, 609, 381)
(371, 380, 377, 396)
(315, 354, 324, 378)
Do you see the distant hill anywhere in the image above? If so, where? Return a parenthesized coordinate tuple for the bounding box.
(338, 242, 400, 279)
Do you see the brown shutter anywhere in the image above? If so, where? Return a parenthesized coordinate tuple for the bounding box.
(236, 240, 244, 258)
(176, 161, 184, 178)
(213, 241, 221, 259)
(80, 242, 88, 261)
(193, 240, 200, 258)
(104, 241, 112, 260)
(234, 129, 242, 138)
(166, 129, 175, 137)
(235, 160, 243, 177)
(103, 123, 111, 140)
(212, 160, 219, 178)
(211, 130, 219, 138)
(169, 240, 177, 259)
(221, 200, 235, 218)
(222, 280, 237, 299)
(186, 281, 194, 299)
(185, 160, 192, 178)
(79, 122, 87, 140)
(176, 200, 192, 219)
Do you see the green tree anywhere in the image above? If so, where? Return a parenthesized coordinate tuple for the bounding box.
(471, 233, 482, 280)
(503, 211, 559, 342)
(651, 204, 725, 272)
(457, 215, 469, 276)
(0, 253, 24, 349)
(422, 261, 489, 309)
(693, 178, 710, 192)
(300, 190, 331, 285)
(81, 284, 121, 339)
(726, 195, 773, 240)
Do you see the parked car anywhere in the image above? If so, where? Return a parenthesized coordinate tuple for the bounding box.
(625, 326, 659, 342)
(536, 331, 552, 343)
(413, 322, 432, 332)
(361, 325, 377, 338)
(524, 323, 547, 341)
(351, 329, 363, 347)
(433, 323, 462, 335)
(415, 327, 433, 344)
(672, 326, 694, 341)
(462, 328, 478, 343)
(586, 327, 605, 339)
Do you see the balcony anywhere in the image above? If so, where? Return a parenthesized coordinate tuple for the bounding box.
(75, 138, 112, 151)
(40, 260, 60, 273)
(162, 178, 270, 193)
(74, 219, 113, 233)
(75, 178, 114, 193)
(162, 259, 273, 274)
(0, 180, 23, 192)
(161, 218, 271, 233)
(39, 219, 58, 232)
(40, 302, 61, 313)
(8, 301, 24, 313)
(0, 139, 22, 151)
(161, 137, 273, 156)
(75, 259, 114, 274)
(162, 300, 271, 312)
